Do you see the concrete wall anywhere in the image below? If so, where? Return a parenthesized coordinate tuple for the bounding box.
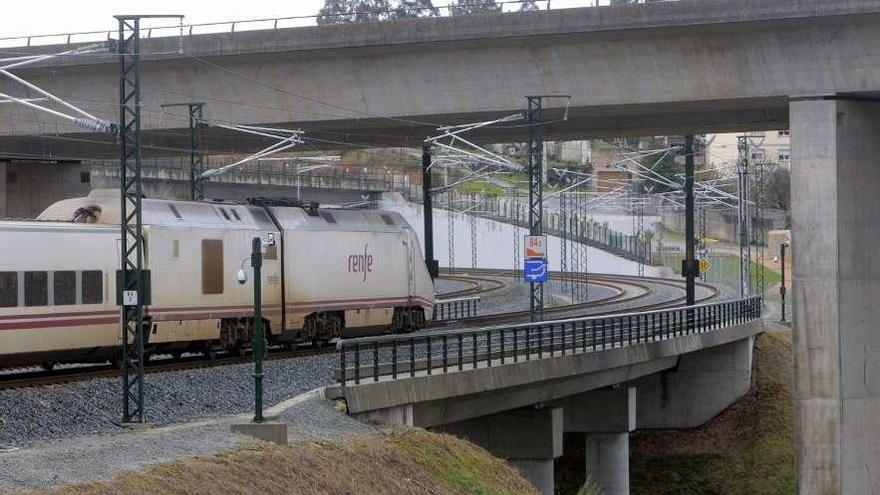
(790, 99, 880, 494)
(2, 162, 91, 219)
(6, 1, 880, 156)
(630, 336, 753, 429)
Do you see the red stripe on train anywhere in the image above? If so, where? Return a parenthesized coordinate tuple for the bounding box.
(0, 317, 119, 331)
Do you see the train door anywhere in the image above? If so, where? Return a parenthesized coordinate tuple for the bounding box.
(403, 236, 414, 300)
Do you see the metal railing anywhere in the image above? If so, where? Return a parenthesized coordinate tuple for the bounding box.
(88, 159, 407, 192)
(432, 296, 481, 321)
(337, 296, 761, 386)
(444, 196, 656, 266)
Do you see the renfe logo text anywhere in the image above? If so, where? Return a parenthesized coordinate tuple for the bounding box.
(348, 244, 373, 282)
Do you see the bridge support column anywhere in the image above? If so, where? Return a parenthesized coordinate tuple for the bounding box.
(437, 407, 562, 495)
(630, 337, 753, 429)
(562, 387, 635, 495)
(790, 98, 880, 494)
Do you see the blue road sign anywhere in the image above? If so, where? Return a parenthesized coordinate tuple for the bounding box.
(524, 258, 548, 283)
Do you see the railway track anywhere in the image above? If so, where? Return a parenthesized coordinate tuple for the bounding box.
(432, 268, 719, 327)
(0, 272, 717, 391)
(0, 346, 336, 391)
(435, 274, 506, 300)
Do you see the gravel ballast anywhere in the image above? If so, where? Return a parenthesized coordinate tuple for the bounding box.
(0, 353, 337, 449)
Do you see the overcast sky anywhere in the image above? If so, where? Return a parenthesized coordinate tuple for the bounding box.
(0, 0, 599, 41)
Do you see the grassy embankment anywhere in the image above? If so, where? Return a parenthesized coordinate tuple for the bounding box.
(557, 331, 794, 494)
(25, 430, 536, 495)
(630, 330, 795, 494)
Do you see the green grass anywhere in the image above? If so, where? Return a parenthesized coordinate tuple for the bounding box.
(28, 430, 537, 495)
(455, 180, 508, 196)
(397, 433, 531, 495)
(659, 253, 781, 295)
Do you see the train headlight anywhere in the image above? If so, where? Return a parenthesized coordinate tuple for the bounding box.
(237, 269, 248, 285)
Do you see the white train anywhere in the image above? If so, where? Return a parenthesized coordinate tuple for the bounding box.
(0, 190, 434, 368)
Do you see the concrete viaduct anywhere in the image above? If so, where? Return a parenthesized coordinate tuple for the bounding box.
(3, 0, 880, 157)
(2, 0, 880, 493)
(326, 299, 763, 494)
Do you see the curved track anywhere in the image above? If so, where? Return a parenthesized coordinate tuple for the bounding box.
(0, 271, 718, 390)
(433, 268, 719, 327)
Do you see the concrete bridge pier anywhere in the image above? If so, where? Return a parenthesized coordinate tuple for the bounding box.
(629, 336, 753, 429)
(790, 98, 880, 494)
(560, 387, 636, 495)
(437, 407, 563, 495)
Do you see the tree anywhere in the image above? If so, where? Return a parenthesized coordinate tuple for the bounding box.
(317, 0, 439, 24)
(317, 0, 391, 25)
(518, 1, 541, 11)
(393, 0, 439, 18)
(450, 0, 503, 16)
(633, 148, 682, 194)
(758, 165, 790, 211)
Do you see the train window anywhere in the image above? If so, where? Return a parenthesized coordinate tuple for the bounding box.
(380, 214, 396, 226)
(168, 204, 183, 220)
(53, 271, 76, 306)
(218, 208, 231, 221)
(172, 240, 180, 258)
(320, 211, 337, 224)
(230, 209, 241, 221)
(0, 272, 17, 307)
(24, 271, 48, 307)
(201, 239, 224, 295)
(82, 271, 103, 304)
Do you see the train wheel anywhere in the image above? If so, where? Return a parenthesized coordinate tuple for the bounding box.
(41, 362, 56, 372)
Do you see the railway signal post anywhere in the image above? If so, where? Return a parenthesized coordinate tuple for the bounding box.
(251, 236, 265, 423)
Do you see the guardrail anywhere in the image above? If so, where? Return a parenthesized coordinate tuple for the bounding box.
(432, 296, 480, 321)
(337, 296, 761, 386)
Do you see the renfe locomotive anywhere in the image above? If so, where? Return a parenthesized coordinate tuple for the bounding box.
(0, 190, 434, 368)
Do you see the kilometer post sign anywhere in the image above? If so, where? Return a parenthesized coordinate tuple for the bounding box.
(524, 235, 547, 259)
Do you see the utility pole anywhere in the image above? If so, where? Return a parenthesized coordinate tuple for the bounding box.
(780, 241, 788, 322)
(116, 14, 182, 425)
(737, 136, 752, 298)
(161, 102, 205, 201)
(683, 134, 697, 307)
(527, 96, 545, 321)
(470, 194, 478, 269)
(162, 102, 205, 201)
(422, 143, 438, 278)
(698, 206, 707, 282)
(754, 160, 766, 303)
